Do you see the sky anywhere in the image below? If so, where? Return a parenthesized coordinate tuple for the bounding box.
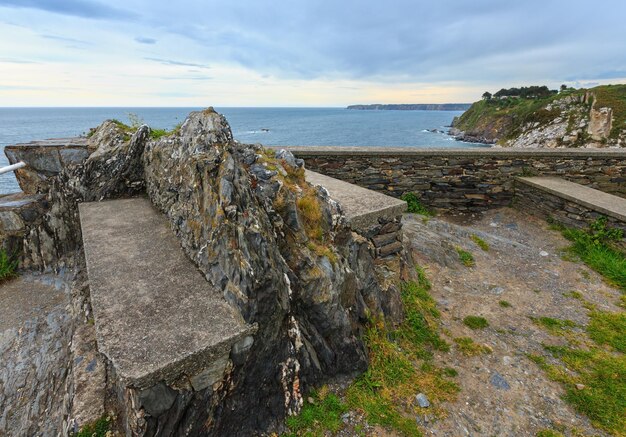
(0, 0, 625, 107)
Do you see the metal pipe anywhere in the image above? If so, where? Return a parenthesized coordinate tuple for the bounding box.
(0, 161, 26, 175)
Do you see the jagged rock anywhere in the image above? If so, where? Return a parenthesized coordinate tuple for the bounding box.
(1, 108, 408, 436)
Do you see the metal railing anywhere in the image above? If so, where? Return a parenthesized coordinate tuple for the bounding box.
(0, 162, 26, 175)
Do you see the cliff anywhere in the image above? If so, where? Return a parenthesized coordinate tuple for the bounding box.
(450, 84, 626, 148)
(347, 103, 471, 111)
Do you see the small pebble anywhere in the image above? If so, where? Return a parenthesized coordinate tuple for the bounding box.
(576, 384, 585, 390)
(415, 393, 430, 408)
(489, 371, 511, 390)
(540, 251, 549, 257)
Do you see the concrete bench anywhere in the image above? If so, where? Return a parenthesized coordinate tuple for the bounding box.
(515, 177, 626, 244)
(79, 197, 255, 391)
(305, 170, 407, 257)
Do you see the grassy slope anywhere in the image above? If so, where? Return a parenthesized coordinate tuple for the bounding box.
(454, 84, 626, 144)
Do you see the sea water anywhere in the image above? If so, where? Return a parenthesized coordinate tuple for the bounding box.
(0, 107, 485, 193)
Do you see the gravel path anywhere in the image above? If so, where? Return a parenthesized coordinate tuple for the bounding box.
(403, 208, 622, 437)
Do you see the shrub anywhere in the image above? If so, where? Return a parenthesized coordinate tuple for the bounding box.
(463, 316, 489, 330)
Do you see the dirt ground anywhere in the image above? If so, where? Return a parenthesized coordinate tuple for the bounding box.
(401, 207, 622, 437)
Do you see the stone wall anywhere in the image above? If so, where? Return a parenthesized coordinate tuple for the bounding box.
(287, 147, 626, 212)
(513, 180, 626, 250)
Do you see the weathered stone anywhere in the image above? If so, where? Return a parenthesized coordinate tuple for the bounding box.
(138, 383, 178, 417)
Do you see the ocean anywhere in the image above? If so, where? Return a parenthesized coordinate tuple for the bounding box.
(0, 107, 484, 193)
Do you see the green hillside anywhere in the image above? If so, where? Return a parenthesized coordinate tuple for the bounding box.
(451, 84, 626, 147)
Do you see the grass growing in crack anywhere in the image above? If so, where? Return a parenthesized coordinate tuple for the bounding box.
(0, 249, 18, 282)
(285, 388, 347, 436)
(286, 266, 459, 436)
(75, 415, 114, 437)
(498, 300, 512, 308)
(455, 247, 475, 267)
(453, 337, 492, 356)
(401, 192, 434, 216)
(470, 234, 489, 251)
(463, 316, 489, 330)
(564, 290, 583, 300)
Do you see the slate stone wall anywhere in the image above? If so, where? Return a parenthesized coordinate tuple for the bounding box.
(288, 148, 626, 212)
(513, 180, 626, 250)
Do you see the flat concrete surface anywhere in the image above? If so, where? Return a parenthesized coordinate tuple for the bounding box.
(79, 197, 252, 388)
(6, 138, 88, 148)
(306, 170, 406, 231)
(517, 177, 626, 221)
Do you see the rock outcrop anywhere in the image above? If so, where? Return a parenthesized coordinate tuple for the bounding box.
(1, 109, 409, 436)
(450, 84, 626, 148)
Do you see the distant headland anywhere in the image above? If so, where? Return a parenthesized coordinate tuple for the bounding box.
(347, 103, 472, 111)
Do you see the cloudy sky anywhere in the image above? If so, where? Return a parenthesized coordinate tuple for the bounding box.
(1, 0, 625, 106)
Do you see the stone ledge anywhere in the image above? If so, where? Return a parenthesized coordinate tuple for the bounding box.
(305, 170, 406, 232)
(516, 177, 626, 222)
(284, 146, 626, 158)
(79, 197, 255, 390)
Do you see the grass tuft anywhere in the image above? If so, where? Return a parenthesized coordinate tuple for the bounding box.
(401, 193, 434, 216)
(455, 247, 475, 267)
(463, 315, 489, 330)
(532, 316, 577, 335)
(454, 337, 492, 356)
(75, 415, 114, 437)
(0, 249, 18, 282)
(470, 234, 489, 251)
(285, 389, 347, 436)
(498, 300, 512, 308)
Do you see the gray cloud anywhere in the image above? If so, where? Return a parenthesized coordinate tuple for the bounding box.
(0, 0, 136, 20)
(144, 57, 209, 69)
(135, 36, 157, 45)
(143, 0, 625, 84)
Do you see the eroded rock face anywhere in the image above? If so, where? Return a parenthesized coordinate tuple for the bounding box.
(2, 109, 407, 436)
(143, 108, 404, 434)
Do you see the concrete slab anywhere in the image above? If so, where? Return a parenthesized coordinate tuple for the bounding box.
(306, 170, 406, 231)
(517, 177, 626, 222)
(79, 197, 253, 389)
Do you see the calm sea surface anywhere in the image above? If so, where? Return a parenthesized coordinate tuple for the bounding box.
(0, 107, 484, 193)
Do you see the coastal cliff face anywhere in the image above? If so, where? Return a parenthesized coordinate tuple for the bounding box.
(450, 84, 626, 148)
(2, 109, 408, 436)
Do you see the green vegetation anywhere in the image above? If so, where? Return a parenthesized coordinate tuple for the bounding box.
(498, 300, 512, 308)
(462, 316, 489, 330)
(0, 249, 18, 282)
(593, 84, 626, 139)
(453, 337, 491, 356)
(454, 84, 626, 146)
(455, 247, 475, 267)
(470, 234, 489, 251)
(401, 192, 433, 216)
(529, 345, 625, 435)
(536, 430, 565, 437)
(75, 415, 114, 437)
(528, 292, 625, 435)
(286, 266, 459, 436)
(564, 290, 583, 300)
(532, 316, 577, 335)
(553, 217, 626, 292)
(587, 310, 626, 353)
(285, 389, 347, 436)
